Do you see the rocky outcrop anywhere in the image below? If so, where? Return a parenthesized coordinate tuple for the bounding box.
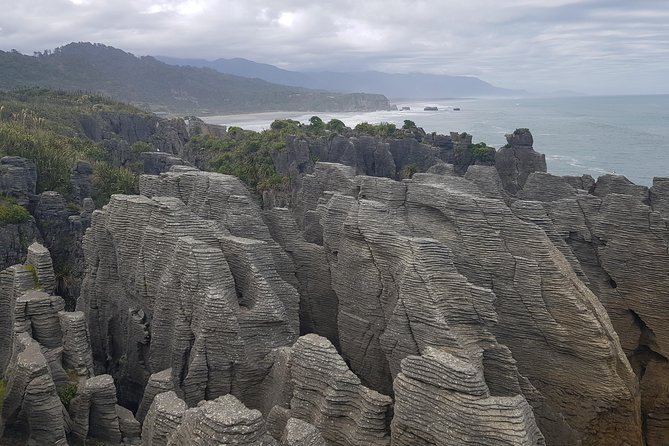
(298, 163, 641, 445)
(70, 159, 93, 203)
(281, 418, 326, 446)
(141, 391, 187, 446)
(495, 129, 547, 194)
(79, 170, 299, 411)
(0, 156, 37, 205)
(392, 348, 545, 445)
(1, 336, 68, 445)
(0, 218, 38, 272)
(513, 172, 669, 445)
(142, 152, 189, 174)
(264, 334, 392, 446)
(137, 369, 175, 423)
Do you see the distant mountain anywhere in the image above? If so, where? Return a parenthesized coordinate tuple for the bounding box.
(157, 56, 524, 98)
(0, 43, 393, 114)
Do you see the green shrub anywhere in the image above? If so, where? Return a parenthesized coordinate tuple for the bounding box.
(57, 382, 78, 410)
(0, 378, 7, 413)
(91, 162, 139, 207)
(0, 197, 31, 225)
(326, 118, 346, 133)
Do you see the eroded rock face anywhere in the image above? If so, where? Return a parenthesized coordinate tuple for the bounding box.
(265, 334, 392, 446)
(79, 170, 299, 411)
(168, 394, 277, 445)
(300, 164, 641, 445)
(495, 130, 547, 194)
(0, 156, 37, 205)
(392, 348, 545, 445)
(513, 172, 669, 445)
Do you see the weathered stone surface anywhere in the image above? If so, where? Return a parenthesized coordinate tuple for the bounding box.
(281, 418, 326, 446)
(117, 404, 142, 443)
(392, 348, 545, 445)
(263, 208, 339, 345)
(79, 172, 298, 410)
(142, 391, 187, 446)
(26, 241, 56, 293)
(592, 174, 649, 199)
(85, 374, 122, 443)
(531, 185, 669, 444)
(0, 218, 38, 272)
(70, 159, 93, 202)
(495, 130, 547, 194)
(167, 394, 277, 445)
(303, 165, 640, 445)
(517, 172, 578, 202)
(1, 337, 68, 445)
(142, 152, 189, 175)
(58, 310, 94, 377)
(137, 368, 174, 423)
(0, 156, 36, 205)
(563, 174, 595, 192)
(272, 334, 392, 446)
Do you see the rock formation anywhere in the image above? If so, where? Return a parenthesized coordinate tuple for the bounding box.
(3, 125, 668, 445)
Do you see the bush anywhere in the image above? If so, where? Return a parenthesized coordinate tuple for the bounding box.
(91, 162, 139, 207)
(57, 382, 78, 410)
(0, 197, 31, 225)
(0, 379, 6, 413)
(326, 118, 346, 133)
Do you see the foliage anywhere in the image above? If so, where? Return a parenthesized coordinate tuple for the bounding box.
(23, 264, 42, 289)
(0, 89, 146, 208)
(57, 382, 78, 410)
(354, 121, 397, 138)
(402, 119, 417, 130)
(308, 116, 325, 132)
(91, 162, 139, 207)
(467, 142, 496, 163)
(0, 196, 31, 225)
(326, 118, 346, 133)
(0, 379, 6, 414)
(131, 141, 153, 156)
(400, 163, 419, 179)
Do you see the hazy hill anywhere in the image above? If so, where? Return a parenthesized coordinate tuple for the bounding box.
(157, 55, 524, 98)
(0, 43, 393, 114)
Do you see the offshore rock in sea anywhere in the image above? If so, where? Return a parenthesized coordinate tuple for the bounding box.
(301, 162, 640, 445)
(79, 169, 299, 410)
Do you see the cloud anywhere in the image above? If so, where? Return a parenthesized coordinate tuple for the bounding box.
(1, 0, 667, 94)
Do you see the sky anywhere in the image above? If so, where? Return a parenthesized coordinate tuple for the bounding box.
(1, 0, 668, 95)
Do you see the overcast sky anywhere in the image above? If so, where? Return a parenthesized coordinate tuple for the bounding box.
(1, 0, 668, 95)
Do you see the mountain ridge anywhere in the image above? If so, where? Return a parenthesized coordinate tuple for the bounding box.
(156, 55, 525, 98)
(0, 42, 394, 115)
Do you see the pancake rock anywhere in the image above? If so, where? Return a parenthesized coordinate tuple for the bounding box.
(167, 394, 277, 445)
(515, 172, 669, 444)
(142, 391, 187, 446)
(302, 163, 640, 445)
(495, 129, 547, 194)
(265, 334, 392, 446)
(79, 169, 299, 410)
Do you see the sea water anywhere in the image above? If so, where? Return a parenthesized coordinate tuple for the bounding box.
(202, 95, 669, 186)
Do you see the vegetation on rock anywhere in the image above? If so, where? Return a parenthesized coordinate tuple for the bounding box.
(0, 196, 31, 225)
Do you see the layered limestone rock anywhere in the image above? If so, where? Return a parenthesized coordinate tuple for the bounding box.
(513, 172, 669, 444)
(0, 156, 37, 205)
(1, 336, 68, 445)
(141, 391, 187, 446)
(495, 129, 547, 194)
(26, 241, 56, 293)
(168, 394, 277, 445)
(281, 418, 326, 446)
(79, 170, 299, 410)
(265, 334, 392, 446)
(59, 310, 95, 377)
(301, 164, 640, 445)
(70, 159, 93, 203)
(137, 368, 175, 423)
(392, 348, 545, 445)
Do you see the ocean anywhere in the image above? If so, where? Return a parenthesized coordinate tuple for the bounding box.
(202, 95, 669, 186)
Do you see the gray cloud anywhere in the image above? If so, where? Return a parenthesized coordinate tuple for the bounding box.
(1, 0, 668, 94)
